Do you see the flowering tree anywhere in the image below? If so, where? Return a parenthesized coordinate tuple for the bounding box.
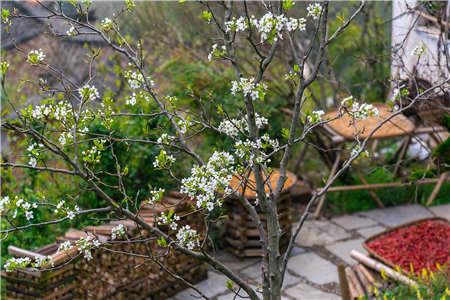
(1, 1, 449, 299)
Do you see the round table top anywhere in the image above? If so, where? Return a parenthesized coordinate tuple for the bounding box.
(322, 103, 416, 140)
(229, 169, 297, 198)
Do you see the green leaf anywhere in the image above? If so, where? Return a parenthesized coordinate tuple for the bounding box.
(226, 279, 233, 290)
(388, 101, 394, 109)
(293, 65, 300, 73)
(281, 127, 290, 139)
(216, 104, 224, 115)
(157, 237, 167, 247)
(2, 8, 9, 20)
(258, 90, 264, 101)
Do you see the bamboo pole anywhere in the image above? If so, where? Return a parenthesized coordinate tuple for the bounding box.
(350, 250, 418, 287)
(426, 172, 448, 207)
(316, 176, 449, 192)
(314, 151, 341, 218)
(355, 170, 385, 208)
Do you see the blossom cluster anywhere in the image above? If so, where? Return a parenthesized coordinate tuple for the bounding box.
(0, 196, 37, 221)
(392, 85, 409, 101)
(218, 113, 268, 138)
(3, 255, 54, 273)
(124, 70, 155, 89)
(307, 110, 325, 124)
(28, 49, 45, 63)
(78, 84, 100, 102)
(341, 96, 379, 120)
(67, 26, 77, 36)
(82, 139, 106, 164)
(126, 91, 150, 106)
(177, 118, 193, 134)
(33, 255, 54, 269)
(53, 200, 78, 220)
(208, 44, 227, 61)
(4, 257, 31, 272)
(225, 12, 307, 42)
(180, 151, 234, 210)
(157, 211, 180, 230)
(148, 188, 165, 203)
(307, 3, 323, 20)
(351, 145, 370, 158)
(76, 236, 100, 261)
(176, 225, 200, 250)
(27, 142, 44, 168)
(111, 224, 126, 240)
(230, 77, 267, 100)
(153, 150, 176, 169)
(411, 46, 426, 57)
(101, 18, 112, 31)
(157, 133, 175, 148)
(57, 241, 73, 253)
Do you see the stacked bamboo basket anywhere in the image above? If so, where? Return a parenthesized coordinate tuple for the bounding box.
(224, 170, 297, 258)
(2, 193, 207, 300)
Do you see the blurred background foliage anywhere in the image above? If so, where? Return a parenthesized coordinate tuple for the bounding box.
(1, 1, 449, 264)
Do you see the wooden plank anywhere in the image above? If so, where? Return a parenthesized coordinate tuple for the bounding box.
(1, 272, 41, 288)
(40, 263, 74, 281)
(7, 246, 40, 259)
(345, 267, 359, 300)
(5, 284, 41, 297)
(42, 282, 76, 300)
(51, 247, 78, 266)
(358, 264, 375, 284)
(346, 267, 365, 298)
(337, 263, 350, 300)
(353, 264, 371, 294)
(41, 274, 77, 292)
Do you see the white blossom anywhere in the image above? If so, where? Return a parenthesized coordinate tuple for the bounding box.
(28, 49, 45, 62)
(67, 26, 77, 36)
(67, 211, 75, 220)
(411, 46, 425, 57)
(57, 241, 73, 253)
(307, 3, 322, 20)
(29, 157, 37, 167)
(101, 18, 112, 30)
(111, 224, 125, 240)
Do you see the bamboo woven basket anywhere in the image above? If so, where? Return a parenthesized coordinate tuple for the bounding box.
(362, 216, 450, 275)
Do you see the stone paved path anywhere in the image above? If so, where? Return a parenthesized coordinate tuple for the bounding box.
(171, 203, 449, 300)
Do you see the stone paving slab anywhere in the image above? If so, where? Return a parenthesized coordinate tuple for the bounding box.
(287, 252, 339, 285)
(331, 215, 378, 230)
(173, 271, 229, 299)
(284, 282, 341, 300)
(428, 203, 450, 219)
(294, 220, 352, 247)
(355, 204, 433, 227)
(357, 225, 387, 238)
(240, 263, 262, 280)
(325, 238, 367, 265)
(216, 292, 291, 300)
(283, 271, 303, 288)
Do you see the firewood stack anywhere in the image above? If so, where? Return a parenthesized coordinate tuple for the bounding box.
(2, 243, 78, 300)
(2, 192, 208, 300)
(224, 170, 297, 258)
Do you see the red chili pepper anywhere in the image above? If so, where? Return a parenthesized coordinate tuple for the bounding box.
(367, 220, 450, 274)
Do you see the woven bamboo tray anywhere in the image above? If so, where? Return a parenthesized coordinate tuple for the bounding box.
(362, 216, 450, 275)
(323, 103, 416, 140)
